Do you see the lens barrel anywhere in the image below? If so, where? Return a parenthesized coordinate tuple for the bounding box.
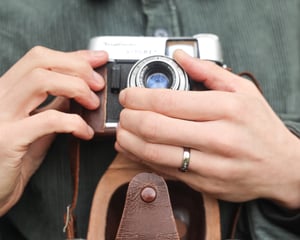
(127, 55, 189, 90)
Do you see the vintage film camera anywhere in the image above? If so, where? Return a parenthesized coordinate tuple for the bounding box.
(80, 34, 224, 135)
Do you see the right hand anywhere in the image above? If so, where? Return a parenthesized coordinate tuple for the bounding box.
(0, 46, 108, 216)
(116, 50, 300, 209)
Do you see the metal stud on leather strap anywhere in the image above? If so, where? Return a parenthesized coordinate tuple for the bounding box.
(115, 172, 180, 239)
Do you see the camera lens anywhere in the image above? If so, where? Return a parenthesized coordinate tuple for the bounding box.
(142, 61, 173, 89)
(127, 55, 189, 90)
(146, 73, 170, 88)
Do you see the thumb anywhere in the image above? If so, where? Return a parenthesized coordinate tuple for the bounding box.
(173, 50, 244, 92)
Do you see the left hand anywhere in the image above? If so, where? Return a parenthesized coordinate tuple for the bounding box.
(115, 50, 300, 209)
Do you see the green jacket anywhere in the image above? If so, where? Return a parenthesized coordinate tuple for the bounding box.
(0, 0, 299, 239)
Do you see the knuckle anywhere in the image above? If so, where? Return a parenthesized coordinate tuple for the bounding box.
(241, 78, 259, 92)
(27, 46, 48, 59)
(155, 90, 177, 113)
(212, 134, 239, 157)
(122, 88, 136, 107)
(42, 110, 84, 131)
(228, 97, 243, 113)
(41, 109, 60, 129)
(43, 109, 58, 120)
(200, 181, 224, 196)
(138, 112, 160, 141)
(216, 168, 238, 182)
(70, 59, 92, 80)
(142, 143, 160, 162)
(223, 96, 246, 119)
(67, 114, 85, 129)
(29, 68, 46, 84)
(214, 161, 242, 183)
(74, 59, 91, 73)
(71, 79, 90, 98)
(75, 81, 89, 96)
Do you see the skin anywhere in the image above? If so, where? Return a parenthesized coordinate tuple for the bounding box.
(0, 46, 298, 217)
(116, 50, 300, 209)
(0, 46, 108, 216)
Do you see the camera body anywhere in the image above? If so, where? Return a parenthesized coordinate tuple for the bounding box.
(80, 34, 224, 135)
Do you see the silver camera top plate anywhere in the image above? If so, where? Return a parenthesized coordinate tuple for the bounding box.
(89, 33, 223, 64)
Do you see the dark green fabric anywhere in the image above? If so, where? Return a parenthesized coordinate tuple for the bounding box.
(0, 0, 299, 239)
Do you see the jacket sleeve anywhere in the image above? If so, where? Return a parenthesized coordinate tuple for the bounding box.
(236, 199, 300, 239)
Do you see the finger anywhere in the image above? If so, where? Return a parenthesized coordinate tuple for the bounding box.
(115, 142, 180, 183)
(114, 142, 142, 163)
(11, 110, 94, 145)
(4, 47, 108, 91)
(10, 69, 100, 118)
(119, 108, 201, 148)
(117, 126, 183, 168)
(73, 49, 109, 68)
(116, 126, 239, 180)
(119, 109, 245, 156)
(141, 163, 229, 199)
(120, 88, 244, 121)
(173, 49, 258, 93)
(31, 69, 100, 109)
(142, 162, 209, 191)
(115, 144, 181, 181)
(117, 125, 192, 169)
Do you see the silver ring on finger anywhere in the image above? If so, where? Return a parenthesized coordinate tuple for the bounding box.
(178, 147, 191, 172)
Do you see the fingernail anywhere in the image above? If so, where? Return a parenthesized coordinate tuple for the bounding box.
(119, 89, 126, 105)
(87, 125, 94, 137)
(91, 92, 100, 107)
(93, 71, 105, 87)
(173, 49, 187, 58)
(90, 50, 107, 59)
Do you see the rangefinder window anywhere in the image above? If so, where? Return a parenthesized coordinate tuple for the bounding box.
(165, 39, 199, 58)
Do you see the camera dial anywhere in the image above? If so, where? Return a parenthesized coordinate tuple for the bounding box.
(127, 55, 189, 90)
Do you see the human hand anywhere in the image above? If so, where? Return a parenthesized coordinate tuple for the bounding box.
(0, 46, 108, 215)
(116, 50, 300, 209)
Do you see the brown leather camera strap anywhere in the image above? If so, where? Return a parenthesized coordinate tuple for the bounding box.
(87, 154, 222, 240)
(115, 172, 180, 239)
(63, 137, 80, 239)
(64, 141, 222, 240)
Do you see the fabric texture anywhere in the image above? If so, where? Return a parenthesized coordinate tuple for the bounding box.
(0, 0, 299, 239)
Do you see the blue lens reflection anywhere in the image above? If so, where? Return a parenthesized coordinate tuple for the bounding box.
(146, 73, 170, 88)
